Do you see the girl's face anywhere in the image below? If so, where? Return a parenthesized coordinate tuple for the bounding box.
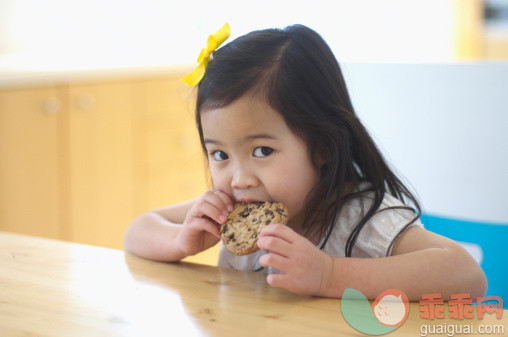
(201, 94, 321, 228)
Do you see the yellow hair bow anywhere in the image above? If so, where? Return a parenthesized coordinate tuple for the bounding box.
(181, 23, 231, 86)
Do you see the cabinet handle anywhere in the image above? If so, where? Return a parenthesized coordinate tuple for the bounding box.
(77, 93, 95, 110)
(44, 97, 61, 114)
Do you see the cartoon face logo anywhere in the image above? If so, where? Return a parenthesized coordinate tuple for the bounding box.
(341, 288, 410, 335)
(372, 289, 410, 327)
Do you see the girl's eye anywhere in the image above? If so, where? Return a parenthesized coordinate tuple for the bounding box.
(211, 150, 229, 162)
(253, 147, 273, 158)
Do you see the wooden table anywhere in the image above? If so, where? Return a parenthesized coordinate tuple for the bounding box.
(1, 231, 506, 336)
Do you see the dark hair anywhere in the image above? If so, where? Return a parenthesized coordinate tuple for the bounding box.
(195, 24, 421, 257)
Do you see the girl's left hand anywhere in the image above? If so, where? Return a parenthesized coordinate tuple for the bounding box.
(257, 223, 334, 296)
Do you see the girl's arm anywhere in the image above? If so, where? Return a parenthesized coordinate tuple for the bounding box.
(325, 226, 488, 300)
(124, 199, 197, 261)
(257, 225, 488, 301)
(124, 190, 234, 261)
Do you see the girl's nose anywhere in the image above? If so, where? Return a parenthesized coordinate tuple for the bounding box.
(231, 166, 258, 190)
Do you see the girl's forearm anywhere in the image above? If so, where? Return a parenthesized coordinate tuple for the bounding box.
(323, 247, 487, 301)
(124, 212, 187, 261)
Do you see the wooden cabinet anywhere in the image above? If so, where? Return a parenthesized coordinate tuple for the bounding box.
(131, 77, 209, 214)
(66, 81, 135, 249)
(0, 81, 137, 248)
(0, 73, 216, 265)
(0, 86, 63, 240)
(130, 77, 219, 265)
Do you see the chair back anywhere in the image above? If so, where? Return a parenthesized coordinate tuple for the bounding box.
(422, 214, 508, 308)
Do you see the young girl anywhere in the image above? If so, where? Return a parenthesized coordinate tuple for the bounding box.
(124, 23, 487, 301)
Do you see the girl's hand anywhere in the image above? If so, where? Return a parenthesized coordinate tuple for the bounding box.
(257, 224, 334, 296)
(175, 189, 233, 257)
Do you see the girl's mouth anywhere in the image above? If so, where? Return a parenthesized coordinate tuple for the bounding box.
(238, 199, 261, 203)
(237, 198, 269, 203)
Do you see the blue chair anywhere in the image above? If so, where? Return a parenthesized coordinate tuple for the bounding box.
(421, 214, 508, 309)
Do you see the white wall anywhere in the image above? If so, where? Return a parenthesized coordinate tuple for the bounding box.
(342, 62, 508, 224)
(0, 0, 455, 70)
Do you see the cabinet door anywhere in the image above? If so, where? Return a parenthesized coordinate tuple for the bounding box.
(132, 76, 209, 212)
(0, 86, 62, 239)
(67, 81, 134, 249)
(132, 76, 216, 265)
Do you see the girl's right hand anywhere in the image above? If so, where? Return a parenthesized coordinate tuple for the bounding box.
(175, 189, 234, 257)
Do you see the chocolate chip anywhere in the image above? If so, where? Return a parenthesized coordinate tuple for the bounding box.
(239, 208, 251, 217)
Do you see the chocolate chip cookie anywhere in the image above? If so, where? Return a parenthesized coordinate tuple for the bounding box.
(220, 202, 289, 256)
